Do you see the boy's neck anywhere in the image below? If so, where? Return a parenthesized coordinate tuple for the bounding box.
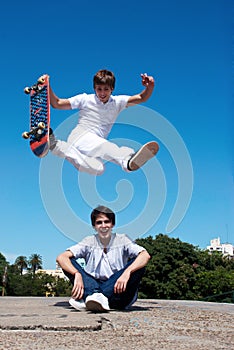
(99, 235, 111, 247)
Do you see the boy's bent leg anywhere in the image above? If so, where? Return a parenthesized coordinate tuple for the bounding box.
(108, 267, 145, 310)
(67, 128, 133, 173)
(92, 140, 134, 172)
(62, 257, 101, 300)
(51, 140, 104, 175)
(66, 152, 104, 175)
(99, 259, 146, 309)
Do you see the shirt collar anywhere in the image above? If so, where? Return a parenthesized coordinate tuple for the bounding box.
(95, 233, 116, 248)
(94, 94, 113, 105)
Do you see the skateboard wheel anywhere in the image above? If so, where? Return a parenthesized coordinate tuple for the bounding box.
(24, 87, 31, 94)
(38, 122, 45, 129)
(22, 131, 29, 139)
(38, 76, 45, 84)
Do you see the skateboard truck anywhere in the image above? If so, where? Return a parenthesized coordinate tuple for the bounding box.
(22, 122, 46, 140)
(24, 76, 46, 95)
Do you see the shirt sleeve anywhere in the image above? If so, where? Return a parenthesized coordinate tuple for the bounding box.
(123, 234, 146, 258)
(68, 93, 87, 110)
(113, 95, 130, 112)
(67, 236, 93, 259)
(67, 243, 86, 259)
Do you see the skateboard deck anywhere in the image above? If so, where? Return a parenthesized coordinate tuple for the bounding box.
(22, 75, 50, 158)
(128, 141, 159, 171)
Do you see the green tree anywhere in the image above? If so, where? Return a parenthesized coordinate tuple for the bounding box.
(54, 276, 72, 296)
(136, 234, 234, 302)
(7, 271, 71, 297)
(0, 252, 8, 278)
(0, 253, 7, 266)
(0, 253, 9, 295)
(14, 256, 28, 275)
(194, 267, 234, 301)
(28, 254, 43, 274)
(136, 234, 201, 299)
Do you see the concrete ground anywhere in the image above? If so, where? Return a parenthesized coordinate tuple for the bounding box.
(0, 297, 233, 350)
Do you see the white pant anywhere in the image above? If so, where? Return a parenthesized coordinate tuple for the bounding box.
(51, 126, 134, 175)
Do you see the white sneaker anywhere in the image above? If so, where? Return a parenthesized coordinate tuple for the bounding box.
(128, 141, 159, 171)
(69, 298, 86, 310)
(85, 293, 110, 312)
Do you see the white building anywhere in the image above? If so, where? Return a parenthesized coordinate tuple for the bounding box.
(207, 237, 234, 257)
(36, 259, 86, 279)
(36, 263, 67, 279)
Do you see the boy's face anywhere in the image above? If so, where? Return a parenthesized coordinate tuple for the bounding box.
(94, 84, 113, 104)
(94, 213, 114, 240)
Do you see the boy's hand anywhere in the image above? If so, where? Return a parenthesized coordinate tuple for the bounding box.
(114, 270, 131, 293)
(71, 272, 84, 299)
(141, 73, 154, 88)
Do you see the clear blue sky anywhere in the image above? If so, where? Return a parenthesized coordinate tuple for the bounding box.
(1, 0, 233, 269)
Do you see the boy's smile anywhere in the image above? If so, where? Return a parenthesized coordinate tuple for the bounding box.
(95, 84, 113, 104)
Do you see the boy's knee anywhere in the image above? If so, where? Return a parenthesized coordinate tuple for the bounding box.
(80, 163, 105, 175)
(83, 159, 105, 175)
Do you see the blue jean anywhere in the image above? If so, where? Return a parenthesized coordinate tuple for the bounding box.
(63, 257, 145, 310)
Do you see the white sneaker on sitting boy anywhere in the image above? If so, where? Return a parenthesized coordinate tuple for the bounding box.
(69, 298, 86, 310)
(85, 293, 110, 312)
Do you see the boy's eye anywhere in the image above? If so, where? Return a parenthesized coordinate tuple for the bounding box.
(95, 220, 111, 225)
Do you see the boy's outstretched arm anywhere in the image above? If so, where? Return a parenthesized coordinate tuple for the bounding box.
(127, 73, 155, 106)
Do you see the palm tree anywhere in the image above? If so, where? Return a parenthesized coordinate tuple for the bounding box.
(28, 254, 43, 274)
(15, 256, 28, 275)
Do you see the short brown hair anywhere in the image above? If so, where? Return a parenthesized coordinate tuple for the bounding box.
(93, 69, 115, 90)
(91, 205, 115, 226)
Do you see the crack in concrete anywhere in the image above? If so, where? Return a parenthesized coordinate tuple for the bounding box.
(0, 323, 102, 332)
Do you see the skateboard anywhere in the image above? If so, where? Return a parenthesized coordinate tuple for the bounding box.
(22, 75, 50, 158)
(128, 141, 159, 171)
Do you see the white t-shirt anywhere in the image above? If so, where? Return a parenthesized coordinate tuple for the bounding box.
(68, 233, 145, 281)
(68, 94, 130, 138)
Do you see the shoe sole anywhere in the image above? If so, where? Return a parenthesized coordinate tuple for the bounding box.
(129, 141, 159, 171)
(86, 300, 109, 312)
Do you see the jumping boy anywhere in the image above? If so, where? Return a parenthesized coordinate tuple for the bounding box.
(47, 69, 159, 175)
